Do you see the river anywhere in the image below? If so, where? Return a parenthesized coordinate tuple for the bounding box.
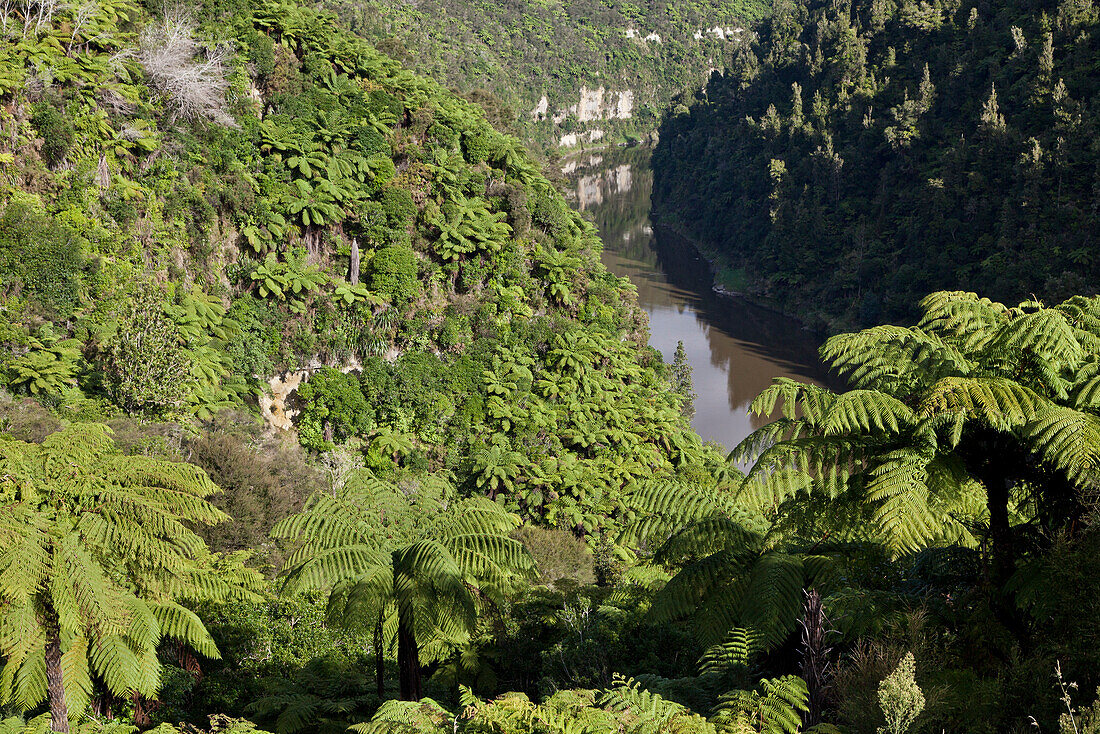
(564, 147, 831, 452)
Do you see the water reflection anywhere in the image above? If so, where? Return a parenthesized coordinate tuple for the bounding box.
(565, 147, 831, 451)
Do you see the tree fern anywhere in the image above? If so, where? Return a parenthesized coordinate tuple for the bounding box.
(276, 474, 535, 701)
(712, 675, 809, 734)
(0, 424, 253, 732)
(735, 291, 1100, 629)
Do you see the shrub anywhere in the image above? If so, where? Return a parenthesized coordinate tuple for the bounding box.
(351, 125, 389, 158)
(30, 101, 74, 167)
(367, 245, 421, 303)
(512, 526, 595, 588)
(381, 187, 417, 228)
(878, 653, 925, 734)
(0, 204, 85, 319)
(99, 286, 191, 414)
(461, 127, 493, 163)
(186, 421, 321, 566)
(294, 367, 371, 451)
(0, 393, 61, 442)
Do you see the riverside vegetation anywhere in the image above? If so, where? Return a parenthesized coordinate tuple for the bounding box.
(323, 0, 770, 151)
(652, 0, 1100, 330)
(1, 0, 1100, 733)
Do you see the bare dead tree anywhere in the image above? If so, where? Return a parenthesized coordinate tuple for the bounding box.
(139, 7, 236, 126)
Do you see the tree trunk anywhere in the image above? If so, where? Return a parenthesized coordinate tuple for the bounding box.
(350, 238, 360, 285)
(964, 428, 1028, 644)
(45, 632, 69, 733)
(374, 615, 385, 699)
(799, 589, 832, 727)
(397, 613, 421, 701)
(985, 470, 1014, 590)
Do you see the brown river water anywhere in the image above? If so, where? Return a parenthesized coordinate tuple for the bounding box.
(564, 147, 831, 452)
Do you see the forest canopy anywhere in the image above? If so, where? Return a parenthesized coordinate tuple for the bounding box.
(652, 0, 1100, 330)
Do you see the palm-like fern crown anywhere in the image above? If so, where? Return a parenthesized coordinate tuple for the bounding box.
(618, 480, 834, 668)
(273, 473, 537, 660)
(0, 424, 253, 719)
(731, 291, 1100, 555)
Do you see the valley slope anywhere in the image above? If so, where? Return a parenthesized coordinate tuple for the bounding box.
(652, 0, 1100, 329)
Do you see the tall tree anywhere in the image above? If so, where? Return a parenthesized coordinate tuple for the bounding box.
(272, 474, 536, 700)
(670, 341, 697, 419)
(0, 424, 252, 732)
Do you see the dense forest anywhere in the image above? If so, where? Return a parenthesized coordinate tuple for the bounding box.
(2, 0, 1100, 732)
(652, 0, 1100, 330)
(326, 0, 770, 150)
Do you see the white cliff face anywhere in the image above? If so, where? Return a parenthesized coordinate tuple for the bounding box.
(559, 129, 605, 148)
(577, 86, 604, 122)
(531, 94, 549, 120)
(555, 86, 634, 132)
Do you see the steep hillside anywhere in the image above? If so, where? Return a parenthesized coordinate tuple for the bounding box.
(651, 0, 1100, 329)
(0, 0, 720, 535)
(328, 0, 770, 151)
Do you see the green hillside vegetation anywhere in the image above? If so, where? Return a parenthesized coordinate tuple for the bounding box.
(3, 0, 1100, 732)
(0, 0, 721, 537)
(651, 0, 1100, 329)
(327, 0, 771, 150)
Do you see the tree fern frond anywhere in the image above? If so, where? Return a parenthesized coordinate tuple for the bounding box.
(918, 377, 1044, 430)
(713, 675, 809, 734)
(1021, 406, 1100, 491)
(823, 390, 914, 435)
(749, 379, 837, 427)
(697, 627, 763, 675)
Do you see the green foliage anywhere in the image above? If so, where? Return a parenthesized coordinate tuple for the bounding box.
(250, 252, 326, 302)
(295, 367, 371, 451)
(0, 205, 85, 320)
(0, 424, 260, 729)
(712, 675, 810, 734)
(366, 246, 420, 304)
(733, 291, 1100, 559)
(876, 654, 924, 734)
(29, 101, 75, 168)
(5, 327, 82, 397)
(274, 473, 537, 700)
(653, 0, 1100, 329)
(99, 287, 193, 414)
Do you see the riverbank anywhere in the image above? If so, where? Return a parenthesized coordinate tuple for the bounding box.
(650, 220, 839, 335)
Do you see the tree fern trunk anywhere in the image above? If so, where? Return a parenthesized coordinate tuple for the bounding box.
(397, 613, 421, 701)
(799, 589, 831, 726)
(45, 632, 69, 733)
(986, 472, 1014, 590)
(374, 615, 385, 699)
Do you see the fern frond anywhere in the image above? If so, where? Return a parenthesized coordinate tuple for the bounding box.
(1021, 406, 1100, 491)
(697, 627, 763, 675)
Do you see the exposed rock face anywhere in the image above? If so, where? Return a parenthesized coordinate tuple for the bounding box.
(259, 371, 309, 431)
(258, 358, 366, 432)
(693, 25, 743, 40)
(531, 94, 549, 120)
(575, 86, 633, 122)
(559, 129, 605, 148)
